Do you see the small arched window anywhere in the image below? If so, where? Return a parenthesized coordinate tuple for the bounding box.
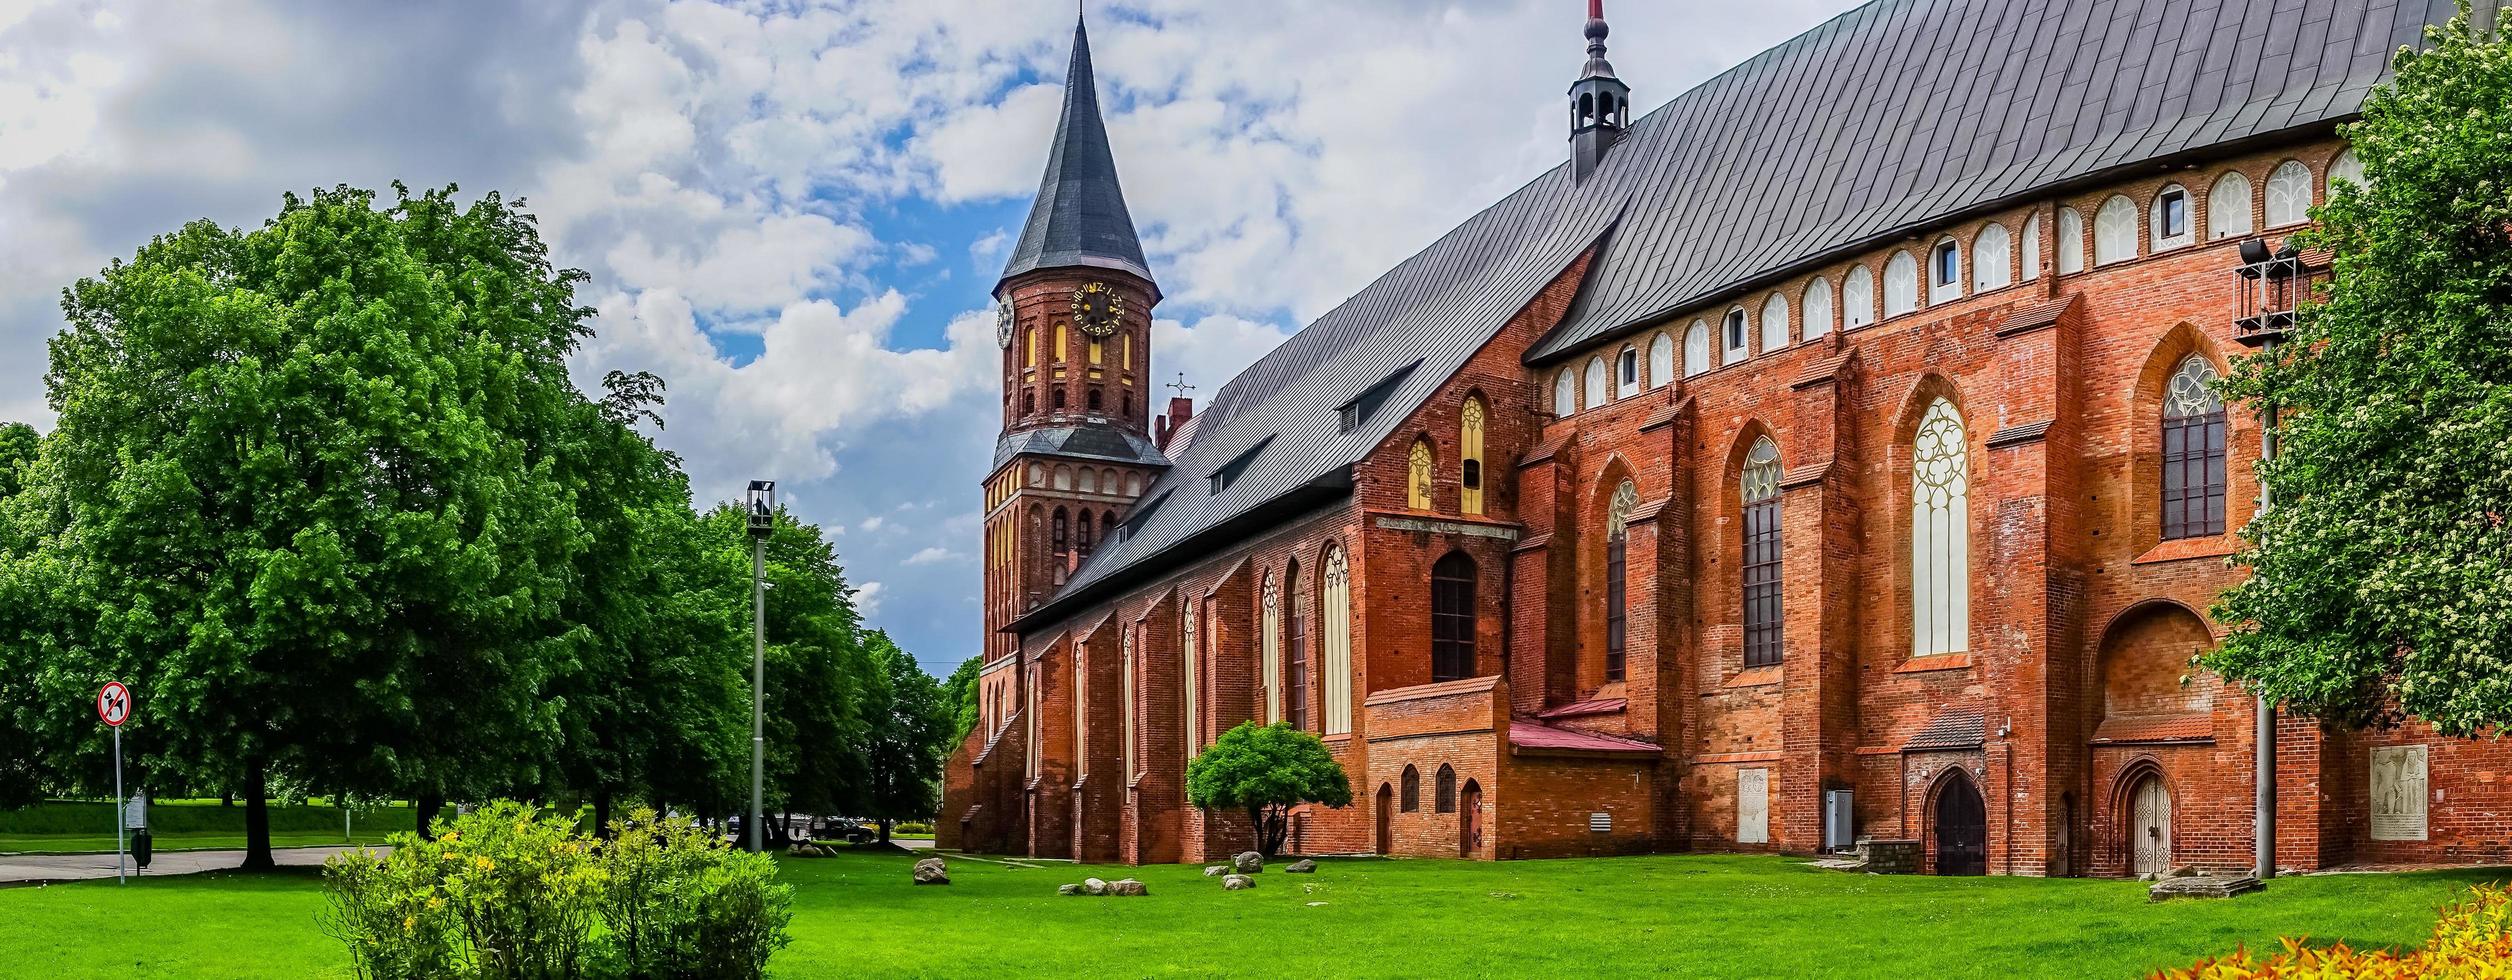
(1054, 323, 1069, 364)
(1583, 356, 1609, 407)
(1400, 764, 1421, 812)
(1407, 439, 1435, 511)
(1929, 238, 1963, 305)
(1054, 465, 1073, 490)
(2209, 171, 2255, 240)
(2328, 147, 2365, 192)
(1616, 347, 1640, 398)
(1802, 277, 1834, 340)
(1027, 462, 1046, 486)
(1683, 320, 1712, 377)
(1125, 474, 1142, 495)
(1883, 251, 1919, 318)
(2094, 195, 2139, 265)
(1051, 388, 1067, 411)
(1973, 224, 2012, 292)
(2151, 184, 2192, 250)
(1460, 396, 1487, 516)
(1323, 544, 1353, 735)
(1760, 293, 1789, 353)
(1087, 388, 1104, 412)
(1021, 390, 1036, 416)
(1024, 325, 1038, 368)
(1605, 479, 1637, 683)
(1843, 267, 1875, 329)
(1648, 332, 1674, 388)
(1051, 507, 1070, 557)
(1076, 511, 1094, 556)
(1078, 469, 1097, 494)
(1722, 308, 1750, 365)
(2057, 207, 2086, 275)
(1435, 764, 1458, 814)
(2020, 214, 2043, 282)
(2265, 160, 2313, 227)
(1554, 369, 1577, 416)
(2161, 356, 2228, 541)
(1742, 436, 1784, 668)
(1912, 398, 1970, 657)
(1431, 552, 1476, 682)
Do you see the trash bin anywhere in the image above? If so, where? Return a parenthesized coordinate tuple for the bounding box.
(132, 829, 153, 869)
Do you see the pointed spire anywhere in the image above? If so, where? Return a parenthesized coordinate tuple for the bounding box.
(1568, 0, 1632, 184)
(996, 14, 1156, 299)
(1581, 0, 1617, 81)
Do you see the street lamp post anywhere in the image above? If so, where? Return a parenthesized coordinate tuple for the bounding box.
(746, 480, 777, 854)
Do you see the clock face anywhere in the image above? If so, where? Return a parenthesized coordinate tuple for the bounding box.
(995, 299, 1016, 349)
(1071, 281, 1124, 337)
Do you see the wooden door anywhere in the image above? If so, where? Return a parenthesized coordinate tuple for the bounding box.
(1934, 774, 1987, 876)
(2131, 776, 2172, 875)
(1375, 784, 1393, 855)
(1459, 781, 1483, 857)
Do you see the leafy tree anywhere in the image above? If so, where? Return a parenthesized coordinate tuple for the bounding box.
(941, 655, 983, 747)
(1185, 722, 1352, 856)
(0, 422, 35, 500)
(35, 184, 589, 866)
(858, 630, 946, 839)
(2209, 10, 2512, 734)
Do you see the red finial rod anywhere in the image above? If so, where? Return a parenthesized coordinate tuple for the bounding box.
(1590, 0, 1604, 19)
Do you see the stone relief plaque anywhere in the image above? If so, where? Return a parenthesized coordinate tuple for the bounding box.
(2371, 744, 2429, 842)
(1738, 768, 1770, 844)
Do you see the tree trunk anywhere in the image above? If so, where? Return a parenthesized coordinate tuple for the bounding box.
(878, 818, 893, 844)
(415, 794, 446, 840)
(1250, 805, 1266, 855)
(592, 788, 613, 840)
(240, 764, 275, 871)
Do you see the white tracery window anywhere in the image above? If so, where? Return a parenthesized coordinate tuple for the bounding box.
(1648, 331, 1674, 388)
(1843, 267, 1875, 328)
(2057, 207, 2085, 274)
(2094, 195, 2138, 265)
(1722, 308, 1749, 365)
(1802, 277, 1834, 340)
(1973, 223, 2012, 292)
(1322, 545, 1352, 735)
(2209, 171, 2255, 240)
(1121, 625, 1135, 779)
(1262, 575, 1282, 724)
(1760, 293, 1789, 353)
(1554, 369, 1577, 416)
(2020, 214, 2043, 282)
(2265, 160, 2313, 227)
(1683, 320, 1712, 377)
(1616, 347, 1640, 398)
(2151, 184, 2192, 251)
(1911, 398, 1970, 657)
(1183, 600, 1200, 757)
(1883, 250, 1918, 318)
(1584, 356, 1609, 407)
(1929, 239, 1963, 305)
(2329, 148, 2365, 192)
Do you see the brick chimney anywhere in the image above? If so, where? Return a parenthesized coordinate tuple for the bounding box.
(1155, 396, 1193, 451)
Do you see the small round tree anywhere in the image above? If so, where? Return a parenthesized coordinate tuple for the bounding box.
(1185, 722, 1352, 856)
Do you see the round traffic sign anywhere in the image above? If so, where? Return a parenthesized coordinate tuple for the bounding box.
(97, 682, 131, 727)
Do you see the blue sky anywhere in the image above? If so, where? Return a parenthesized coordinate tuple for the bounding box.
(0, 0, 1860, 676)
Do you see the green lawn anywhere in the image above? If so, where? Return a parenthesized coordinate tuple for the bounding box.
(0, 849, 2498, 978)
(0, 799, 412, 855)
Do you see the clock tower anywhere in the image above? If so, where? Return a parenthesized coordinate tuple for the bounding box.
(981, 13, 1164, 663)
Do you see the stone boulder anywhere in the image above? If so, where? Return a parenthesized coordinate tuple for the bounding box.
(1057, 883, 1083, 896)
(1110, 878, 1148, 896)
(912, 857, 948, 885)
(1083, 877, 1109, 896)
(1233, 851, 1264, 874)
(1285, 859, 1318, 874)
(1224, 873, 1256, 891)
(1204, 865, 1228, 877)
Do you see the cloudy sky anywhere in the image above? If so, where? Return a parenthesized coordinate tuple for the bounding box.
(0, 0, 1859, 675)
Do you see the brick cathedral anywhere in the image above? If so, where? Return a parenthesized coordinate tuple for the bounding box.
(942, 0, 2509, 876)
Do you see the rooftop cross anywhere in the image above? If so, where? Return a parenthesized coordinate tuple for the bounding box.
(1166, 374, 1196, 399)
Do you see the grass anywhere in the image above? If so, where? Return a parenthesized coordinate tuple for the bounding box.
(0, 849, 2500, 978)
(0, 799, 413, 855)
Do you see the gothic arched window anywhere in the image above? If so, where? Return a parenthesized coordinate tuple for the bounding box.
(1584, 356, 1609, 407)
(2150, 184, 2192, 251)
(1883, 250, 1919, 317)
(2057, 207, 2086, 274)
(1285, 560, 1308, 731)
(1616, 347, 1640, 398)
(1184, 598, 1202, 757)
(1760, 293, 1789, 353)
(1400, 764, 1421, 812)
(1973, 223, 2012, 292)
(1323, 544, 1353, 736)
(1554, 369, 1577, 416)
(1803, 277, 1834, 340)
(1435, 764, 1458, 814)
(1087, 388, 1103, 412)
(1460, 397, 1487, 516)
(2210, 171, 2255, 240)
(1431, 552, 1476, 683)
(1743, 436, 1784, 668)
(2162, 356, 2228, 540)
(1122, 622, 1137, 778)
(2329, 147, 2365, 192)
(1076, 511, 1094, 556)
(1262, 573, 1283, 723)
(1605, 479, 1638, 683)
(1683, 320, 1712, 377)
(1648, 331, 1674, 388)
(1912, 398, 1970, 657)
(2265, 159, 2313, 227)
(1051, 508, 1070, 557)
(1843, 266, 1875, 328)
(2020, 214, 2043, 281)
(1407, 439, 1435, 511)
(2095, 195, 2138, 265)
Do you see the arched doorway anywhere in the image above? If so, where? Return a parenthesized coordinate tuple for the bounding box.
(1459, 780, 1483, 857)
(2128, 774, 2172, 876)
(1933, 770, 1987, 876)
(1375, 783, 1394, 855)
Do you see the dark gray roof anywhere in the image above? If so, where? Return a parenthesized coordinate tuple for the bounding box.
(996, 17, 1155, 298)
(1013, 0, 2451, 630)
(993, 424, 1168, 471)
(1527, 0, 2451, 362)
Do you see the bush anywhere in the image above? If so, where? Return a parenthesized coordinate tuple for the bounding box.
(324, 802, 790, 980)
(2156, 883, 2512, 978)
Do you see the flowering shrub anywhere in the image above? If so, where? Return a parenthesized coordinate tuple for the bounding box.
(324, 802, 790, 980)
(2156, 884, 2512, 979)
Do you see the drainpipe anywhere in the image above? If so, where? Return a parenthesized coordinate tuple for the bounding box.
(2254, 339, 2282, 881)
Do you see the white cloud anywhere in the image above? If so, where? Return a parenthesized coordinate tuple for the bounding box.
(903, 546, 956, 566)
(859, 516, 887, 533)
(852, 580, 886, 616)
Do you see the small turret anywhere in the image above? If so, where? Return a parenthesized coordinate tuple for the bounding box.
(1569, 0, 1631, 184)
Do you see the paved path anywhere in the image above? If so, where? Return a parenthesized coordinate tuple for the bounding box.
(0, 845, 374, 885)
